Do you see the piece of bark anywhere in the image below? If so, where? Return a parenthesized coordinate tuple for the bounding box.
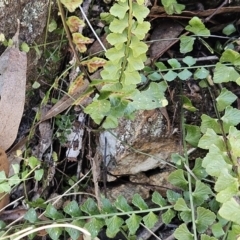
(0, 20, 27, 150)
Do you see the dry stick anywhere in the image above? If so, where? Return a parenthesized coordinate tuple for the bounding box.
(79, 5, 107, 52)
(204, 0, 229, 22)
(159, 56, 219, 62)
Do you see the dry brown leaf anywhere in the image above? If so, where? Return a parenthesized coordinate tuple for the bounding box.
(0, 147, 10, 211)
(66, 16, 85, 33)
(72, 33, 94, 53)
(0, 21, 27, 150)
(40, 78, 89, 122)
(81, 57, 106, 73)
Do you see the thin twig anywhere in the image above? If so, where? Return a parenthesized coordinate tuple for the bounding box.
(204, 0, 229, 22)
(79, 5, 107, 52)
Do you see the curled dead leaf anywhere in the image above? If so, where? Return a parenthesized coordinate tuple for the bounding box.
(68, 74, 85, 95)
(81, 57, 107, 73)
(72, 33, 94, 53)
(66, 16, 85, 33)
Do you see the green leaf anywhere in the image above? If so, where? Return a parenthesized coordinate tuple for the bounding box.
(174, 224, 194, 240)
(28, 156, 40, 169)
(81, 198, 99, 215)
(180, 211, 192, 223)
(0, 221, 6, 230)
(34, 169, 43, 181)
(101, 198, 117, 214)
(161, 0, 185, 14)
(102, 61, 121, 79)
(219, 198, 240, 225)
(45, 204, 64, 220)
(168, 58, 181, 68)
(167, 190, 182, 204)
(84, 218, 105, 238)
(106, 216, 124, 238)
(143, 212, 158, 229)
(161, 209, 176, 224)
(8, 174, 21, 186)
(164, 70, 178, 81)
(132, 193, 148, 210)
(0, 182, 10, 193)
(24, 208, 38, 223)
(185, 17, 210, 36)
(222, 24, 236, 36)
(213, 63, 240, 83)
(220, 49, 240, 65)
(152, 191, 167, 207)
(200, 114, 221, 134)
(171, 153, 185, 166)
(48, 19, 57, 32)
(131, 21, 151, 40)
(192, 158, 208, 179)
(174, 198, 190, 211)
(127, 52, 146, 71)
(196, 207, 216, 233)
(84, 99, 110, 124)
(130, 82, 168, 110)
(178, 69, 192, 80)
(125, 214, 142, 235)
(200, 234, 218, 240)
(148, 72, 162, 81)
(109, 14, 129, 33)
(64, 200, 82, 217)
(192, 181, 212, 206)
(168, 169, 188, 190)
(222, 106, 240, 126)
(198, 128, 225, 150)
(110, 1, 129, 19)
(183, 56, 196, 66)
(180, 35, 195, 53)
(114, 195, 133, 212)
(216, 184, 238, 203)
(227, 224, 240, 240)
(132, 2, 150, 23)
(228, 126, 240, 160)
(106, 46, 125, 63)
(182, 96, 197, 112)
(65, 223, 81, 240)
(32, 81, 40, 89)
(60, 0, 83, 12)
(216, 88, 237, 112)
(123, 70, 141, 85)
(211, 222, 225, 238)
(155, 62, 167, 70)
(20, 42, 30, 53)
(194, 67, 209, 79)
(130, 36, 148, 57)
(46, 227, 62, 240)
(202, 147, 232, 177)
(185, 124, 201, 147)
(107, 32, 127, 45)
(214, 168, 238, 192)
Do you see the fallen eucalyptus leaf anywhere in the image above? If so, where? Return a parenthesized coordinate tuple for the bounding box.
(0, 20, 27, 150)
